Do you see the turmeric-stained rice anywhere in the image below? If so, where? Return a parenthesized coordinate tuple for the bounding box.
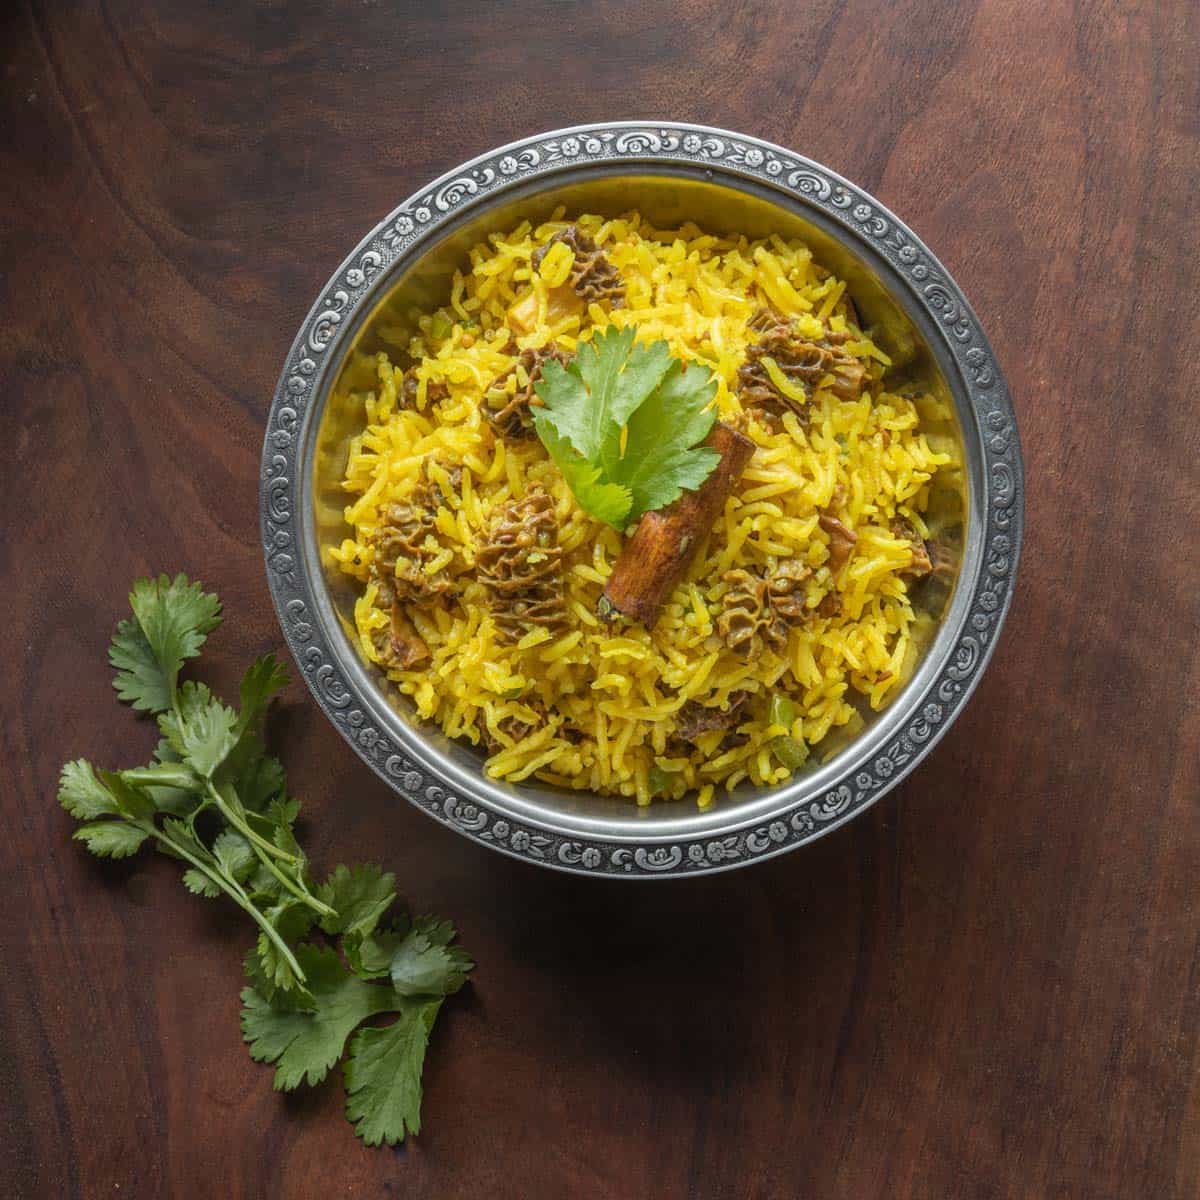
(330, 210, 951, 805)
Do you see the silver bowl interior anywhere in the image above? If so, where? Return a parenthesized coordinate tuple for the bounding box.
(302, 166, 976, 836)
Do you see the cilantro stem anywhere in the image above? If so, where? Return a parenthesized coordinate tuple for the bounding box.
(205, 782, 298, 865)
(250, 839, 336, 917)
(162, 690, 297, 868)
(143, 819, 308, 988)
(205, 782, 336, 919)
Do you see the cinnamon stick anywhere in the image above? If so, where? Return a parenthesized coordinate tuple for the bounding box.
(600, 421, 755, 629)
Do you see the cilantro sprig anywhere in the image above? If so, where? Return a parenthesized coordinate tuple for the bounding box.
(60, 574, 473, 1147)
(533, 324, 721, 527)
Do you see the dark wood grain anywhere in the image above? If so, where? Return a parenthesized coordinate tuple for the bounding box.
(2, 1, 1198, 1196)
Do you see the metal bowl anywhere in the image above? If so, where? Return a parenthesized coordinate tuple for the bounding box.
(261, 123, 1023, 877)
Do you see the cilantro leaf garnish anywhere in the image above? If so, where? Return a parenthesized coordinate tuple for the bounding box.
(534, 420, 633, 528)
(109, 574, 221, 713)
(176, 694, 239, 778)
(389, 917, 474, 997)
(533, 324, 721, 527)
(59, 573, 473, 1148)
(236, 653, 289, 738)
(73, 820, 150, 859)
(318, 863, 397, 941)
(59, 759, 121, 820)
(344, 1002, 442, 1145)
(241, 944, 400, 1089)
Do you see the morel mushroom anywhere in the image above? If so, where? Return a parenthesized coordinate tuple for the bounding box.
(477, 488, 567, 641)
(763, 558, 813, 650)
(717, 557, 813, 658)
(816, 589, 842, 619)
(737, 312, 866, 419)
(482, 343, 570, 439)
(368, 482, 453, 604)
(716, 569, 766, 657)
(532, 225, 625, 308)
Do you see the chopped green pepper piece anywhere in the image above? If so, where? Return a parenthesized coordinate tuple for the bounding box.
(768, 695, 797, 730)
(771, 735, 807, 771)
(647, 766, 675, 797)
(429, 312, 453, 342)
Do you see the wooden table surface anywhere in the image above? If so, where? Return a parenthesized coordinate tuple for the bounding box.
(3, 2, 1198, 1196)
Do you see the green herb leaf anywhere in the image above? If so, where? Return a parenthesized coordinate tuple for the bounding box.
(266, 795, 301, 832)
(534, 324, 719, 526)
(217, 725, 289, 836)
(343, 1001, 442, 1145)
(110, 574, 221, 712)
(389, 919, 474, 998)
(236, 655, 290, 738)
(254, 899, 319, 993)
(235, 751, 287, 812)
(241, 945, 401, 1090)
(97, 770, 156, 822)
(348, 922, 409, 979)
(213, 830, 256, 882)
(109, 619, 172, 714)
(318, 864, 396, 940)
(535, 326, 672, 462)
(183, 868, 222, 898)
(157, 681, 216, 757)
(176, 695, 239, 779)
(409, 914, 460, 948)
(534, 420, 634, 528)
(617, 360, 720, 516)
(74, 821, 149, 859)
(64, 570, 473, 1148)
(59, 759, 120, 820)
(270, 803, 304, 862)
(159, 816, 211, 860)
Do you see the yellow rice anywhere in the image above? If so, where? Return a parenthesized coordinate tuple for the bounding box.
(329, 209, 952, 805)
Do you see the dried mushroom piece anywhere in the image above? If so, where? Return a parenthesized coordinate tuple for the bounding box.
(375, 601, 430, 671)
(764, 558, 813, 649)
(816, 590, 842, 619)
(483, 344, 570, 439)
(367, 478, 454, 605)
(717, 557, 814, 658)
(483, 705, 546, 753)
(674, 691, 751, 742)
(737, 311, 867, 420)
(892, 516, 934, 580)
(532, 225, 625, 308)
(401, 369, 449, 407)
(477, 488, 567, 641)
(716, 568, 766, 657)
(819, 512, 857, 575)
